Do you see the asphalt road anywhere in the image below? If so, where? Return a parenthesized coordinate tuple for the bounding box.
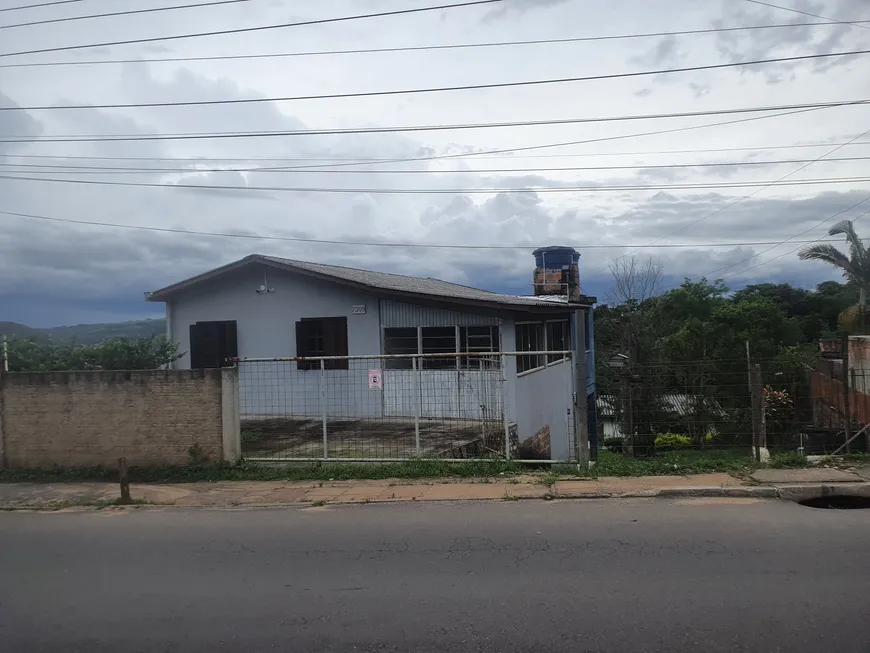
(0, 498, 868, 653)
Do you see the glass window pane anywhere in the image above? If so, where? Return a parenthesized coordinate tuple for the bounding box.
(422, 326, 456, 369)
(384, 327, 417, 370)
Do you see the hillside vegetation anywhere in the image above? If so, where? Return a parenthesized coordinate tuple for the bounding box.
(0, 319, 166, 346)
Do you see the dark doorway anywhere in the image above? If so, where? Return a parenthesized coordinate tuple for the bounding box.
(189, 320, 238, 368)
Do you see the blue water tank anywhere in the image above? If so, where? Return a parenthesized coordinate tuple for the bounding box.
(532, 246, 580, 269)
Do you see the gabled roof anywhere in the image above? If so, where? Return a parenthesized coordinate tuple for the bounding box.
(146, 254, 596, 310)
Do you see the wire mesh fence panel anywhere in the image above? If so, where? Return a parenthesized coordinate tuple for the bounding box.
(238, 353, 510, 461)
(594, 358, 823, 459)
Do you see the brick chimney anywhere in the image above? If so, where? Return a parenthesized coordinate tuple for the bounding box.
(532, 246, 581, 301)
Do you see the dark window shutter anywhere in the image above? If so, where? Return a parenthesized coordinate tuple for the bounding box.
(296, 320, 316, 370)
(189, 323, 206, 368)
(324, 317, 348, 370)
(221, 321, 238, 365)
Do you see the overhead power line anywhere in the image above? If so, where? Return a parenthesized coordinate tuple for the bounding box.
(0, 0, 248, 31)
(687, 127, 870, 282)
(0, 0, 500, 59)
(743, 0, 870, 31)
(0, 207, 864, 251)
(6, 139, 870, 164)
(587, 124, 870, 278)
(2, 19, 868, 69)
(2, 172, 868, 194)
(4, 52, 869, 112)
(721, 205, 870, 280)
(0, 0, 87, 13)
(3, 106, 836, 175)
(1, 155, 868, 176)
(188, 106, 846, 172)
(713, 198, 870, 280)
(5, 98, 868, 140)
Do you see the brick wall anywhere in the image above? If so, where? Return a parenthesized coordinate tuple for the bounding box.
(0, 369, 233, 468)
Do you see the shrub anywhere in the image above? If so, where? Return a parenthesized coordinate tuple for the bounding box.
(603, 437, 624, 452)
(654, 433, 692, 451)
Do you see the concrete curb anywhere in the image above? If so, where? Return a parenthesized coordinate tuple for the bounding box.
(3, 482, 869, 511)
(553, 486, 780, 500)
(555, 483, 870, 501)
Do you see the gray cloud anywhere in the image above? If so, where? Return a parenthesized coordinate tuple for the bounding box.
(0, 0, 866, 326)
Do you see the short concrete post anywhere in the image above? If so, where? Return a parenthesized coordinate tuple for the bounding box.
(221, 366, 241, 464)
(118, 457, 132, 504)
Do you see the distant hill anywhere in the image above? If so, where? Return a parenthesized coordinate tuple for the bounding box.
(0, 319, 166, 345)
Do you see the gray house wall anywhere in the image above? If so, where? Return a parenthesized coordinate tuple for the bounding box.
(167, 263, 384, 419)
(515, 360, 574, 460)
(168, 263, 382, 366)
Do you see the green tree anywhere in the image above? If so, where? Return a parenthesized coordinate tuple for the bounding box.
(6, 335, 181, 372)
(799, 220, 870, 333)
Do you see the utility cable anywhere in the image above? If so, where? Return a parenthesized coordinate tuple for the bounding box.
(1, 207, 865, 251)
(0, 0, 87, 13)
(0, 0, 249, 31)
(4, 97, 868, 138)
(585, 124, 870, 277)
(744, 0, 870, 31)
(1, 155, 867, 175)
(2, 106, 845, 175)
(686, 127, 870, 282)
(1, 173, 868, 194)
(0, 0, 500, 59)
(2, 19, 867, 68)
(3, 53, 868, 111)
(6, 139, 870, 164)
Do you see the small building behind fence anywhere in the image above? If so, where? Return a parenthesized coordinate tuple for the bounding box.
(146, 248, 598, 461)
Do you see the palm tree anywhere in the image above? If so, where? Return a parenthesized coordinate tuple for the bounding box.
(799, 219, 870, 333)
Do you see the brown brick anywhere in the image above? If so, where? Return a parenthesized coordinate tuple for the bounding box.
(1, 369, 224, 468)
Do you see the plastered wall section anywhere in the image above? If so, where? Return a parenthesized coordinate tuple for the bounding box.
(0, 369, 240, 468)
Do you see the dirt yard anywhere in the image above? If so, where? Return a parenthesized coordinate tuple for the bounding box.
(241, 417, 505, 459)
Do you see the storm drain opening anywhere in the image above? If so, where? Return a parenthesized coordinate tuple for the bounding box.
(797, 496, 870, 510)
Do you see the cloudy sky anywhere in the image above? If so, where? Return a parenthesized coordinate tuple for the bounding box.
(1, 0, 869, 327)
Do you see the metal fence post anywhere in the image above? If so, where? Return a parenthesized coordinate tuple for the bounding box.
(413, 356, 421, 456)
(320, 358, 328, 459)
(750, 363, 766, 462)
(841, 333, 852, 453)
(572, 311, 590, 465)
(502, 353, 511, 460)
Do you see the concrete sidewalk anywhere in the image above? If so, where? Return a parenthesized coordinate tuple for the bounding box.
(1, 466, 867, 510)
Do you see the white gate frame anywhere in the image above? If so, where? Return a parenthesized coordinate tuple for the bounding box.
(237, 350, 576, 463)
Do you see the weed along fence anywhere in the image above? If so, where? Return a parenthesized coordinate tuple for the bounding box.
(0, 369, 241, 469)
(236, 351, 577, 462)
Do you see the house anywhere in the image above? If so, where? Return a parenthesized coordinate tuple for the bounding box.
(146, 247, 597, 460)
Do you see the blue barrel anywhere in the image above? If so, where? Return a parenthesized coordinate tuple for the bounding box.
(532, 246, 580, 269)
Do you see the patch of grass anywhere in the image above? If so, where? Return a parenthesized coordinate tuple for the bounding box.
(0, 459, 523, 484)
(767, 451, 808, 469)
(309, 500, 327, 507)
(502, 494, 520, 501)
(568, 449, 756, 478)
(540, 472, 559, 487)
